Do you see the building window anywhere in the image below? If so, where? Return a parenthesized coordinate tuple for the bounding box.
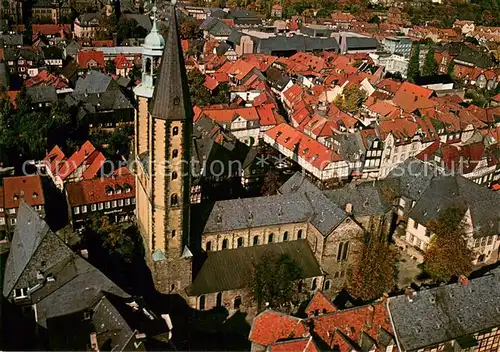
(172, 149, 178, 158)
(337, 242, 349, 261)
(13, 288, 27, 299)
(74, 206, 80, 214)
(216, 292, 222, 307)
(237, 237, 244, 247)
(171, 194, 178, 206)
(82, 205, 87, 213)
(91, 204, 97, 211)
(206, 241, 212, 251)
(234, 296, 242, 309)
(253, 236, 259, 245)
(268, 233, 274, 243)
(98, 203, 104, 210)
(105, 202, 111, 209)
(222, 239, 228, 249)
(10, 218, 16, 225)
(111, 201, 117, 208)
(297, 229, 303, 239)
(118, 199, 124, 207)
(283, 231, 289, 241)
(298, 280, 303, 293)
(311, 278, 317, 290)
(0, 217, 4, 225)
(125, 199, 130, 205)
(173, 127, 179, 136)
(324, 280, 331, 290)
(199, 295, 205, 310)
(413, 220, 419, 229)
(487, 236, 493, 246)
(342, 241, 349, 261)
(172, 171, 178, 180)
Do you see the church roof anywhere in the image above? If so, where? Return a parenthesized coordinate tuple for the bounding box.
(149, 5, 192, 122)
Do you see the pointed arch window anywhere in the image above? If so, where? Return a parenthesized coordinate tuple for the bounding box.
(283, 231, 289, 241)
(199, 295, 205, 310)
(173, 126, 179, 136)
(216, 292, 222, 307)
(222, 239, 228, 249)
(172, 149, 179, 158)
(311, 278, 318, 290)
(206, 241, 212, 251)
(237, 237, 244, 247)
(170, 194, 178, 206)
(171, 171, 178, 180)
(268, 233, 274, 243)
(297, 229, 303, 239)
(253, 235, 259, 246)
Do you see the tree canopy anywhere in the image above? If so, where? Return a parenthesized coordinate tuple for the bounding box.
(422, 47, 438, 77)
(334, 85, 366, 113)
(250, 252, 302, 311)
(423, 206, 474, 283)
(187, 69, 230, 106)
(347, 239, 399, 301)
(407, 44, 421, 83)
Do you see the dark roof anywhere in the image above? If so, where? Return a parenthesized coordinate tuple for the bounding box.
(408, 175, 500, 238)
(122, 14, 152, 31)
(265, 67, 291, 91)
(216, 41, 231, 55)
(150, 5, 193, 122)
(42, 45, 64, 60)
(0, 34, 23, 47)
(187, 240, 322, 295)
(208, 21, 232, 36)
(200, 16, 219, 31)
(74, 71, 118, 94)
(389, 268, 500, 351)
(27, 86, 57, 103)
(67, 89, 134, 112)
(345, 37, 378, 50)
(414, 74, 453, 86)
(255, 35, 339, 54)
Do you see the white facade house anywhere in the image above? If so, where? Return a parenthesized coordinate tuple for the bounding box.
(370, 53, 409, 78)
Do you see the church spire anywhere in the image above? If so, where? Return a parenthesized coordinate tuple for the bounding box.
(150, 3, 192, 122)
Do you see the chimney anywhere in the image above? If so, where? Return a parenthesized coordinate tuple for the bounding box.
(405, 286, 415, 302)
(345, 203, 352, 214)
(458, 275, 469, 286)
(90, 332, 99, 352)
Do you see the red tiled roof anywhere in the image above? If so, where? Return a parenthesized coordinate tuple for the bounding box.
(44, 145, 66, 174)
(492, 93, 500, 102)
(376, 79, 401, 94)
(367, 100, 398, 117)
(265, 123, 342, 169)
(270, 337, 319, 352)
(378, 118, 419, 141)
(393, 82, 434, 113)
(32, 24, 71, 36)
(77, 50, 105, 69)
(305, 291, 338, 317)
(114, 54, 132, 69)
(25, 70, 70, 89)
(204, 75, 219, 91)
(249, 310, 308, 346)
(271, 4, 282, 10)
(66, 174, 135, 207)
(54, 141, 106, 181)
(196, 106, 259, 123)
(3, 175, 45, 209)
(7, 91, 20, 109)
(181, 39, 189, 52)
(92, 40, 114, 47)
(257, 104, 282, 126)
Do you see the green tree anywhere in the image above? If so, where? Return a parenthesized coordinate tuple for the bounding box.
(407, 44, 421, 82)
(261, 168, 282, 196)
(187, 69, 213, 106)
(106, 59, 116, 74)
(423, 206, 474, 283)
(179, 15, 202, 39)
(335, 85, 366, 113)
(447, 59, 455, 77)
(250, 252, 303, 310)
(422, 47, 438, 76)
(117, 18, 148, 43)
(212, 82, 230, 104)
(347, 239, 399, 301)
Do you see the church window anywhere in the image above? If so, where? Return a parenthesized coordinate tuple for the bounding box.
(337, 242, 344, 262)
(206, 241, 212, 251)
(216, 292, 222, 307)
(297, 229, 303, 239)
(173, 126, 179, 136)
(170, 194, 178, 206)
(237, 237, 244, 247)
(325, 280, 331, 290)
(298, 280, 303, 293)
(173, 96, 180, 105)
(253, 236, 259, 245)
(145, 58, 151, 74)
(222, 239, 228, 249)
(283, 231, 289, 241)
(311, 278, 318, 290)
(171, 230, 176, 238)
(199, 295, 205, 310)
(172, 149, 178, 158)
(268, 233, 274, 243)
(171, 171, 178, 180)
(342, 241, 349, 261)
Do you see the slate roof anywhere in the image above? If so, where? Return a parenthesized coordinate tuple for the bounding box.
(74, 70, 118, 94)
(208, 21, 232, 36)
(256, 36, 339, 54)
(150, 5, 193, 122)
(42, 46, 63, 60)
(187, 240, 322, 295)
(122, 14, 152, 31)
(408, 175, 500, 238)
(67, 89, 133, 112)
(345, 37, 378, 50)
(26, 86, 57, 104)
(0, 34, 23, 47)
(389, 268, 500, 351)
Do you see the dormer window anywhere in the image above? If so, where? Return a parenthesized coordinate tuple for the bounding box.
(303, 148, 310, 154)
(284, 137, 290, 143)
(115, 186, 122, 195)
(124, 184, 132, 193)
(105, 185, 114, 195)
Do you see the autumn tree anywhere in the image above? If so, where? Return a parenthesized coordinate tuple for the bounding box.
(422, 47, 438, 77)
(423, 206, 473, 283)
(261, 168, 282, 196)
(407, 43, 420, 82)
(250, 252, 302, 311)
(334, 85, 366, 113)
(179, 15, 202, 39)
(105, 59, 116, 74)
(347, 239, 399, 301)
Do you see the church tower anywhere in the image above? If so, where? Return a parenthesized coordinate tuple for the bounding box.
(133, 4, 193, 295)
